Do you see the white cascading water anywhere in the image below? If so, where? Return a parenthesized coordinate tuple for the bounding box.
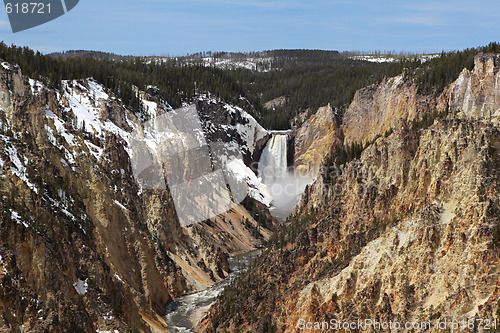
(258, 134, 289, 184)
(258, 133, 312, 220)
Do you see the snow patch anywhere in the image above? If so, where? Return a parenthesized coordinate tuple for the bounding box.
(87, 79, 109, 101)
(73, 279, 88, 295)
(4, 143, 38, 193)
(85, 141, 103, 159)
(221, 102, 267, 154)
(46, 108, 76, 146)
(28, 79, 44, 95)
(113, 200, 127, 211)
(141, 99, 158, 119)
(64, 81, 104, 135)
(351, 54, 439, 63)
(226, 158, 272, 206)
(61, 80, 139, 162)
(10, 209, 28, 228)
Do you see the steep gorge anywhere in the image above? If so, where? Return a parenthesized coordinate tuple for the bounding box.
(202, 54, 500, 332)
(0, 62, 277, 332)
(1, 50, 500, 333)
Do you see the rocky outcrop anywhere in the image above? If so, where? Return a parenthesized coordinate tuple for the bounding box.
(196, 99, 268, 168)
(204, 116, 500, 333)
(203, 56, 500, 332)
(263, 96, 287, 110)
(438, 53, 500, 122)
(343, 53, 500, 148)
(287, 119, 500, 331)
(294, 104, 342, 177)
(0, 63, 276, 332)
(342, 74, 436, 145)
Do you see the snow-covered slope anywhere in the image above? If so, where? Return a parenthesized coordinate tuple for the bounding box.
(0, 62, 277, 332)
(351, 54, 439, 63)
(145, 56, 273, 72)
(59, 79, 274, 210)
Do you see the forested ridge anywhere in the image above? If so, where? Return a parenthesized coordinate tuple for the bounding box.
(232, 58, 419, 128)
(1, 42, 499, 129)
(0, 42, 247, 118)
(413, 42, 500, 94)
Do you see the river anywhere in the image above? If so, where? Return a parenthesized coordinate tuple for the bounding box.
(163, 250, 260, 332)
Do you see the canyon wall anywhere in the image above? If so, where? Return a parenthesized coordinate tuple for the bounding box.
(0, 63, 275, 332)
(203, 54, 500, 332)
(342, 73, 435, 146)
(294, 104, 341, 177)
(439, 53, 500, 123)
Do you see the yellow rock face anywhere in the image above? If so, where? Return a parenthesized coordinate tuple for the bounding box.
(342, 74, 435, 146)
(439, 53, 500, 123)
(294, 104, 341, 178)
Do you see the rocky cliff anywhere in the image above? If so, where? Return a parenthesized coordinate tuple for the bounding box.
(342, 72, 436, 146)
(439, 53, 500, 123)
(294, 104, 341, 178)
(202, 55, 500, 332)
(342, 53, 500, 148)
(0, 62, 276, 332)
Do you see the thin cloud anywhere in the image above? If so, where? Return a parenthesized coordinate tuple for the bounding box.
(402, 1, 489, 13)
(391, 15, 443, 26)
(185, 0, 308, 10)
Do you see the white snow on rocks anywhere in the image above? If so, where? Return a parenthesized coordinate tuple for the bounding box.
(86, 79, 109, 101)
(54, 79, 273, 207)
(113, 274, 124, 283)
(73, 279, 88, 295)
(44, 111, 76, 166)
(28, 79, 44, 96)
(201, 57, 273, 72)
(60, 80, 138, 160)
(63, 80, 107, 135)
(198, 94, 268, 154)
(141, 99, 158, 119)
(227, 106, 267, 154)
(113, 200, 127, 211)
(351, 54, 439, 63)
(2, 140, 38, 193)
(85, 141, 103, 160)
(226, 158, 272, 206)
(10, 209, 29, 228)
(45, 108, 76, 146)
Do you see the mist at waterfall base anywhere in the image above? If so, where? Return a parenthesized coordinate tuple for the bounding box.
(258, 134, 313, 220)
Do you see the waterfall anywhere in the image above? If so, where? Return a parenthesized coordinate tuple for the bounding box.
(258, 134, 289, 184)
(257, 133, 313, 220)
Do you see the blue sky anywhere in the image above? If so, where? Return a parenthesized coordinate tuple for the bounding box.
(0, 0, 499, 55)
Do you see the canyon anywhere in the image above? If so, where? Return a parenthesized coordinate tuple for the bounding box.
(0, 62, 287, 332)
(202, 54, 500, 332)
(0, 52, 499, 333)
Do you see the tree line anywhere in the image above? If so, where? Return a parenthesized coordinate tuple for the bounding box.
(1, 42, 499, 130)
(0, 42, 249, 117)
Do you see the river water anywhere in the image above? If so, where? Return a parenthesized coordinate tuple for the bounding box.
(163, 251, 260, 332)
